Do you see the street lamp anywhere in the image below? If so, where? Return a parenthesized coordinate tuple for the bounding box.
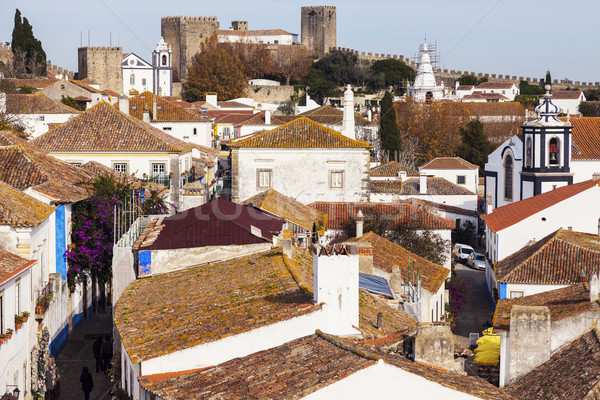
(4, 385, 20, 399)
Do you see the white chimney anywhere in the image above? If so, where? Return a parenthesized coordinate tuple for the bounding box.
(118, 95, 129, 115)
(265, 110, 271, 125)
(487, 190, 494, 214)
(206, 92, 218, 107)
(398, 171, 407, 181)
(419, 171, 427, 195)
(152, 96, 157, 120)
(0, 92, 6, 114)
(341, 84, 355, 139)
(367, 109, 372, 122)
(143, 109, 150, 123)
(355, 210, 364, 238)
(591, 273, 599, 302)
(313, 244, 360, 336)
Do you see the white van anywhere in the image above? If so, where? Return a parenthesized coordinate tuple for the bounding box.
(453, 243, 475, 264)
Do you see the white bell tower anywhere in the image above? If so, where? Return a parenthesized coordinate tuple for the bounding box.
(153, 37, 172, 96)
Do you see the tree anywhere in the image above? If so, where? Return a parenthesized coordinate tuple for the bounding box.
(223, 41, 274, 79)
(379, 91, 402, 154)
(337, 208, 393, 241)
(11, 9, 46, 76)
(519, 80, 544, 95)
(455, 119, 495, 174)
(183, 34, 247, 101)
(304, 68, 338, 104)
(311, 50, 358, 86)
(579, 102, 600, 117)
(272, 45, 312, 86)
(458, 74, 478, 86)
(61, 96, 85, 111)
(370, 58, 415, 94)
(389, 221, 450, 266)
(545, 70, 552, 86)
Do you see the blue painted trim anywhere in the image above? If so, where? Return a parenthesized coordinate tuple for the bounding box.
(499, 283, 507, 299)
(139, 251, 152, 276)
(485, 278, 496, 309)
(49, 324, 69, 357)
(73, 312, 83, 329)
(55, 205, 67, 280)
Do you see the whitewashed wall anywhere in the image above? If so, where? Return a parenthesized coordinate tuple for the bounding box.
(420, 168, 479, 195)
(17, 113, 79, 139)
(150, 121, 213, 149)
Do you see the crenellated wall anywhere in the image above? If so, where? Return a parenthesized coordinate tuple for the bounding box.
(77, 46, 123, 93)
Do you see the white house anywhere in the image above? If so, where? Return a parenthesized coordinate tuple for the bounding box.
(544, 90, 585, 115)
(2, 92, 80, 139)
(455, 85, 474, 99)
(473, 82, 519, 101)
(122, 37, 173, 96)
(217, 28, 298, 45)
(420, 157, 479, 195)
(484, 135, 522, 210)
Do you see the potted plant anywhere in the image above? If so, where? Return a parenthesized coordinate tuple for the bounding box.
(5, 329, 13, 339)
(21, 311, 30, 323)
(15, 314, 23, 329)
(0, 335, 6, 344)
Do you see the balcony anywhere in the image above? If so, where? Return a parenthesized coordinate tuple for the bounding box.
(35, 282, 53, 320)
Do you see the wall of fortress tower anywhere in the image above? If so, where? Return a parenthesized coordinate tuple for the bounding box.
(161, 16, 220, 81)
(301, 6, 336, 58)
(77, 46, 123, 93)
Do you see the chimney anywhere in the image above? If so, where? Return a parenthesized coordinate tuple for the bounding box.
(206, 92, 217, 107)
(414, 323, 458, 371)
(0, 92, 5, 114)
(118, 95, 129, 115)
(313, 244, 360, 336)
(152, 96, 157, 120)
(590, 273, 599, 302)
(593, 173, 600, 181)
(578, 270, 587, 283)
(143, 108, 150, 123)
(367, 109, 372, 122)
(355, 210, 364, 238)
(486, 189, 494, 214)
(419, 171, 428, 195)
(398, 170, 407, 181)
(282, 230, 293, 260)
(341, 85, 355, 139)
(390, 265, 401, 294)
(265, 110, 271, 125)
(357, 242, 373, 275)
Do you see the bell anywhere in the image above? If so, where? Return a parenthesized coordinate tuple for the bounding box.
(550, 152, 557, 162)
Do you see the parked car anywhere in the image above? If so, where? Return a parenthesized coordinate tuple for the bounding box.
(467, 252, 487, 271)
(453, 243, 475, 263)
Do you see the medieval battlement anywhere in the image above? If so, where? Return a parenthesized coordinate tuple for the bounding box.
(47, 61, 74, 79)
(79, 46, 123, 51)
(161, 16, 218, 22)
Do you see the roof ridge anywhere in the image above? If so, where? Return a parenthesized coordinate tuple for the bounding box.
(315, 329, 379, 362)
(282, 250, 314, 300)
(500, 229, 562, 282)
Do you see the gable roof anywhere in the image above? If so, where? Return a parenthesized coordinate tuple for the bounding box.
(310, 202, 455, 231)
(506, 329, 600, 400)
(371, 177, 475, 196)
(551, 90, 583, 100)
(346, 232, 449, 294)
(570, 117, 600, 160)
(484, 179, 600, 232)
(31, 102, 193, 153)
(236, 110, 285, 126)
(407, 198, 478, 217)
(475, 82, 516, 90)
(0, 249, 35, 286)
(242, 188, 327, 232)
(229, 117, 372, 148)
(420, 157, 478, 170)
(128, 92, 209, 122)
(495, 229, 600, 284)
(294, 104, 375, 126)
(299, 105, 342, 116)
(0, 130, 46, 151)
(0, 181, 55, 227)
(370, 161, 419, 177)
(493, 283, 599, 331)
(462, 92, 510, 101)
(133, 198, 284, 251)
(456, 85, 474, 91)
(6, 93, 81, 114)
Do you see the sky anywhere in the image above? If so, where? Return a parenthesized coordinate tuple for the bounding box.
(1, 0, 599, 83)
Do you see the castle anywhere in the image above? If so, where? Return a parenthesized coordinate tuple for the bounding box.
(77, 46, 123, 93)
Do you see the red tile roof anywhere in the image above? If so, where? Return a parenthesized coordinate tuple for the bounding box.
(371, 177, 475, 196)
(495, 229, 600, 285)
(408, 198, 478, 217)
(31, 102, 194, 153)
(229, 117, 372, 148)
(570, 117, 600, 160)
(0, 249, 35, 286)
(0, 130, 46, 151)
(456, 85, 474, 91)
(484, 180, 600, 232)
(310, 202, 455, 230)
(217, 28, 295, 36)
(463, 92, 510, 101)
(370, 161, 419, 177)
(551, 90, 583, 100)
(128, 92, 209, 122)
(475, 82, 516, 90)
(420, 157, 478, 170)
(6, 93, 81, 114)
(0, 181, 55, 227)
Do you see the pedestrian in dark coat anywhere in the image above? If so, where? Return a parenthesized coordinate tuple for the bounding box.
(101, 335, 113, 373)
(92, 336, 103, 373)
(80, 367, 93, 400)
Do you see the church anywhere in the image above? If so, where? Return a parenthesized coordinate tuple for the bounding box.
(122, 37, 173, 96)
(406, 42, 449, 102)
(484, 85, 600, 211)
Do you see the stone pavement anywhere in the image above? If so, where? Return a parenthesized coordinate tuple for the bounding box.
(55, 308, 114, 400)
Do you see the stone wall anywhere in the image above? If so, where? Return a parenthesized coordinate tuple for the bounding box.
(244, 84, 294, 104)
(77, 47, 123, 93)
(414, 323, 457, 371)
(161, 16, 220, 81)
(301, 6, 336, 58)
(0, 43, 13, 68)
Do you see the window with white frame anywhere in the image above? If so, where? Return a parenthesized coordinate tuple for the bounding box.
(130, 74, 135, 85)
(330, 170, 344, 189)
(152, 163, 166, 177)
(15, 279, 20, 314)
(142, 78, 147, 86)
(510, 291, 524, 299)
(39, 115, 45, 121)
(113, 162, 128, 174)
(256, 169, 272, 189)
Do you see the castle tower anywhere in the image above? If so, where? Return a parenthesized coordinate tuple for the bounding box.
(301, 6, 336, 58)
(520, 85, 573, 198)
(153, 37, 173, 96)
(407, 42, 445, 102)
(78, 47, 123, 94)
(161, 16, 220, 81)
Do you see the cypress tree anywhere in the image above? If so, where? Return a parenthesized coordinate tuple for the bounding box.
(11, 9, 46, 76)
(455, 119, 494, 173)
(11, 9, 25, 53)
(379, 91, 402, 155)
(545, 70, 552, 87)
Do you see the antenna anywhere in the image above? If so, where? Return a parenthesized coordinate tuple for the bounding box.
(88, 30, 90, 46)
(110, 32, 112, 47)
(80, 31, 82, 47)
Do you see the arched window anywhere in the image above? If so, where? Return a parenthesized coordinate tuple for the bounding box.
(130, 74, 135, 85)
(426, 91, 433, 103)
(162, 55, 167, 66)
(526, 136, 532, 168)
(549, 137, 560, 165)
(504, 154, 513, 201)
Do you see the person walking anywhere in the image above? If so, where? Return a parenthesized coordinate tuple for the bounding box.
(92, 336, 103, 373)
(100, 335, 113, 373)
(80, 367, 94, 400)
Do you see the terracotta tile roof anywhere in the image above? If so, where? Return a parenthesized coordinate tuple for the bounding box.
(217, 100, 253, 109)
(0, 130, 47, 152)
(217, 28, 295, 36)
(128, 92, 208, 122)
(420, 157, 478, 170)
(4, 78, 58, 90)
(506, 329, 600, 400)
(371, 177, 475, 195)
(551, 90, 583, 100)
(134, 198, 284, 251)
(70, 79, 102, 93)
(114, 248, 321, 362)
(299, 105, 342, 116)
(462, 102, 525, 117)
(242, 188, 328, 233)
(463, 92, 510, 101)
(475, 82, 516, 90)
(189, 143, 219, 157)
(0, 181, 55, 227)
(236, 111, 285, 126)
(6, 93, 81, 114)
(0, 144, 93, 203)
(456, 85, 474, 90)
(570, 117, 600, 160)
(214, 113, 262, 124)
(484, 180, 600, 232)
(229, 117, 372, 148)
(495, 229, 600, 285)
(31, 102, 194, 153)
(370, 161, 419, 177)
(0, 248, 34, 286)
(310, 201, 455, 230)
(346, 232, 448, 294)
(277, 114, 376, 127)
(493, 284, 599, 331)
(407, 198, 478, 217)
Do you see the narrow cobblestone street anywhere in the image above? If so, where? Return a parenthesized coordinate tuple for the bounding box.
(55, 309, 114, 400)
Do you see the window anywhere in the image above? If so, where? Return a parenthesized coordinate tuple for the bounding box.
(525, 136, 532, 168)
(456, 218, 462, 229)
(193, 128, 197, 135)
(162, 127, 172, 131)
(549, 137, 560, 165)
(504, 154, 513, 201)
(256, 169, 272, 189)
(39, 115, 45, 121)
(130, 74, 135, 85)
(142, 78, 147, 86)
(162, 55, 167, 66)
(152, 163, 166, 177)
(70, 162, 82, 167)
(223, 127, 231, 138)
(15, 280, 20, 314)
(330, 170, 344, 189)
(457, 175, 466, 184)
(510, 291, 524, 299)
(113, 162, 128, 174)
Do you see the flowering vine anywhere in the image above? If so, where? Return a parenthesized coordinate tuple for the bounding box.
(31, 328, 51, 399)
